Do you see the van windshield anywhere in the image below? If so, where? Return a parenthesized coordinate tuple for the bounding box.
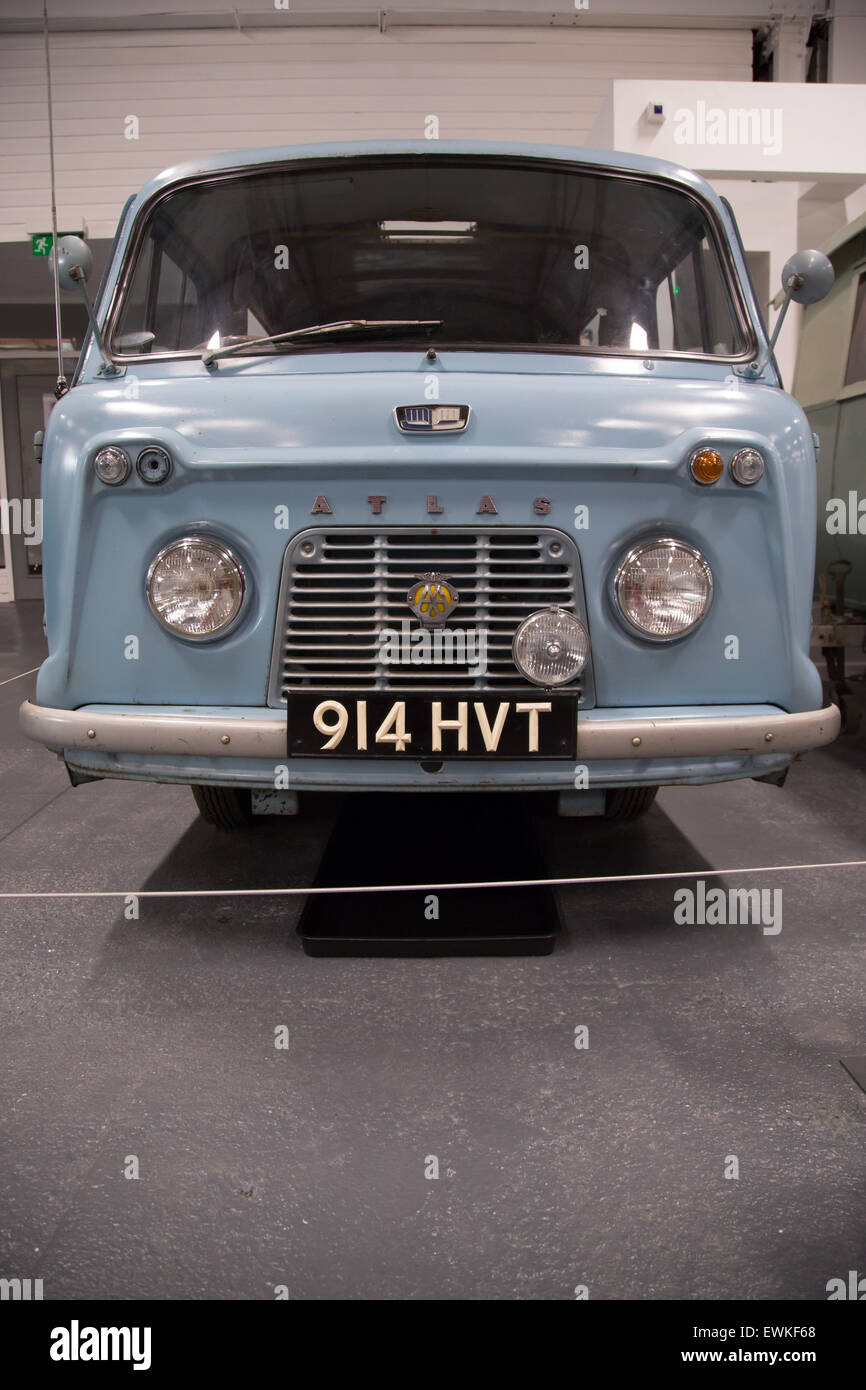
(111, 155, 749, 359)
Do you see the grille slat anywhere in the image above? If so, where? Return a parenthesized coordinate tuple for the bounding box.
(268, 527, 594, 702)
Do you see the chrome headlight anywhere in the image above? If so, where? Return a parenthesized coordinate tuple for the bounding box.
(146, 537, 246, 640)
(615, 539, 712, 640)
(512, 607, 589, 686)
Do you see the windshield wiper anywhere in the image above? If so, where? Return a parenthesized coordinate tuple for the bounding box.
(202, 319, 442, 366)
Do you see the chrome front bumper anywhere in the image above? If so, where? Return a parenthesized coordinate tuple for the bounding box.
(20, 700, 841, 761)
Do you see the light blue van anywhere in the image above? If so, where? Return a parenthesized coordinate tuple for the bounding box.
(20, 141, 840, 826)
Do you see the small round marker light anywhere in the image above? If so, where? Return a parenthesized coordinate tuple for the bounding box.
(730, 447, 765, 486)
(93, 446, 131, 486)
(689, 448, 725, 485)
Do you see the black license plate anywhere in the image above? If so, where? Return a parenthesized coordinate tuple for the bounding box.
(287, 692, 577, 759)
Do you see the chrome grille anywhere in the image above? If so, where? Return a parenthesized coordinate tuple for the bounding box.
(267, 527, 594, 704)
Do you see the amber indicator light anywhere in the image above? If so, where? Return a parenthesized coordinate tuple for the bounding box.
(689, 448, 725, 485)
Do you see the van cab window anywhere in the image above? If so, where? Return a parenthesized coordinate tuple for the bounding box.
(111, 156, 749, 360)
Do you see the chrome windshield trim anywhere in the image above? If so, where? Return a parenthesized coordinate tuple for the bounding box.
(102, 152, 758, 366)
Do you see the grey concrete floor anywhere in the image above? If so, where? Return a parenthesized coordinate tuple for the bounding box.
(1, 597, 864, 1301)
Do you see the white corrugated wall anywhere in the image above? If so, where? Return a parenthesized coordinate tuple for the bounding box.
(0, 24, 752, 242)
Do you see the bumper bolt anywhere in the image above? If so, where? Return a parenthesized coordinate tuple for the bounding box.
(632, 736, 642, 747)
(86, 729, 96, 739)
(220, 734, 230, 745)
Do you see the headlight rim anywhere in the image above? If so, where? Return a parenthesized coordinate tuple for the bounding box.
(145, 534, 248, 643)
(612, 536, 714, 644)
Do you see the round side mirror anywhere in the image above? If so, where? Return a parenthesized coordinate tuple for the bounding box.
(49, 234, 93, 291)
(781, 249, 834, 306)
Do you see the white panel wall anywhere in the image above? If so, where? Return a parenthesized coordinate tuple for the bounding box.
(0, 24, 751, 242)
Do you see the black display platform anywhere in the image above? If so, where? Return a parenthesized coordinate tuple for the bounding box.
(297, 792, 561, 957)
(841, 1057, 866, 1095)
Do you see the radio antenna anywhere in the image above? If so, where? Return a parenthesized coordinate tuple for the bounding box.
(43, 0, 67, 397)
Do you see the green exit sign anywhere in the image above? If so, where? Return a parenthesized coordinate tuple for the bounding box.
(31, 232, 83, 257)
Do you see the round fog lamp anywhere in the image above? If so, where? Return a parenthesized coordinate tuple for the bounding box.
(730, 447, 765, 486)
(93, 446, 131, 486)
(615, 538, 712, 640)
(512, 607, 589, 687)
(689, 448, 725, 485)
(146, 537, 245, 640)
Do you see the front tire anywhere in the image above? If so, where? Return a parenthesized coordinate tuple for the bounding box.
(191, 784, 255, 829)
(603, 786, 659, 821)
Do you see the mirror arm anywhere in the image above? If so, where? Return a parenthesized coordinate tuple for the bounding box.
(739, 274, 804, 380)
(68, 266, 122, 377)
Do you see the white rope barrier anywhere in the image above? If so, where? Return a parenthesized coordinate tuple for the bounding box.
(0, 668, 40, 688)
(0, 858, 864, 900)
